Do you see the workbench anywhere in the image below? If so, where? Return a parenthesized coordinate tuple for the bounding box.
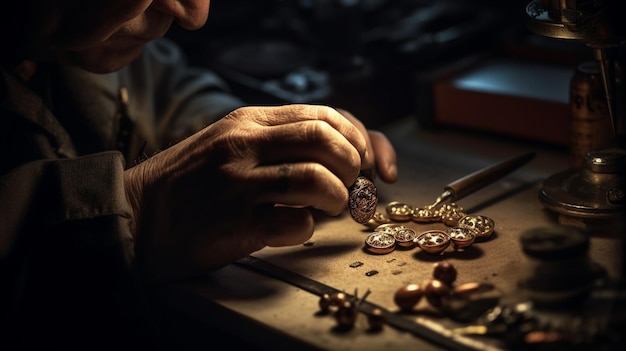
(153, 117, 624, 350)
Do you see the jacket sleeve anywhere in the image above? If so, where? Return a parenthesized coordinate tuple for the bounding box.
(0, 152, 154, 348)
(122, 38, 246, 149)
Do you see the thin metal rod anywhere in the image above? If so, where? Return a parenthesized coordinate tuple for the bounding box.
(595, 47, 618, 138)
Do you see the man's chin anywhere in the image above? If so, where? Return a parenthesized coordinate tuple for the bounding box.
(66, 44, 146, 73)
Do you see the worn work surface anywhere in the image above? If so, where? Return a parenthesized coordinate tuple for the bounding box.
(155, 118, 623, 351)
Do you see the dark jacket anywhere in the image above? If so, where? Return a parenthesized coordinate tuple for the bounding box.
(0, 38, 244, 350)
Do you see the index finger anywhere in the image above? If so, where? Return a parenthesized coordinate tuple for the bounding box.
(229, 104, 368, 163)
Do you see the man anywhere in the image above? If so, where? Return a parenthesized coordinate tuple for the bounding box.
(0, 1, 397, 348)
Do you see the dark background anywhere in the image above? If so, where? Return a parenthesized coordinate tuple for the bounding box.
(166, 0, 614, 129)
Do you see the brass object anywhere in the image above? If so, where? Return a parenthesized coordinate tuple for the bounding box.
(432, 261, 458, 287)
(415, 230, 451, 255)
(411, 206, 440, 223)
(438, 203, 465, 227)
(446, 227, 476, 252)
(364, 232, 396, 254)
(526, 0, 626, 228)
(569, 61, 617, 168)
(385, 201, 413, 221)
(526, 0, 624, 134)
(392, 228, 417, 248)
(539, 148, 626, 229)
(348, 175, 378, 224)
(457, 215, 495, 240)
(441, 211, 467, 227)
(441, 209, 466, 227)
(423, 279, 451, 308)
(393, 283, 423, 311)
(437, 202, 464, 215)
(374, 223, 416, 248)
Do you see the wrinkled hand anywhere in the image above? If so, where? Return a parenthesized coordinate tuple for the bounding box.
(124, 104, 397, 283)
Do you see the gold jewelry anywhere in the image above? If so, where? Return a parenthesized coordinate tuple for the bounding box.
(411, 206, 440, 223)
(415, 230, 450, 255)
(457, 215, 495, 240)
(437, 203, 465, 227)
(385, 201, 413, 222)
(364, 232, 396, 254)
(446, 227, 476, 251)
(393, 228, 417, 248)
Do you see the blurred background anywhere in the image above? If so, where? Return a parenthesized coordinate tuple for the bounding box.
(166, 0, 623, 148)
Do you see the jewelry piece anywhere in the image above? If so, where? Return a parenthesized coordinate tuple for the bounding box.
(438, 202, 463, 215)
(446, 227, 476, 251)
(437, 203, 466, 227)
(415, 230, 451, 255)
(411, 206, 441, 223)
(373, 224, 416, 248)
(457, 215, 495, 240)
(364, 232, 396, 254)
(440, 209, 466, 227)
(348, 176, 378, 224)
(385, 201, 413, 222)
(393, 228, 417, 248)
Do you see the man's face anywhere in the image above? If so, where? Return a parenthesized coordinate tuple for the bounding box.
(31, 0, 211, 73)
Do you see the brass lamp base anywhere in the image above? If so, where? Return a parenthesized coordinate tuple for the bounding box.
(539, 148, 626, 232)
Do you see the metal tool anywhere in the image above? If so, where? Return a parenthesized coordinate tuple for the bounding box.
(429, 151, 536, 209)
